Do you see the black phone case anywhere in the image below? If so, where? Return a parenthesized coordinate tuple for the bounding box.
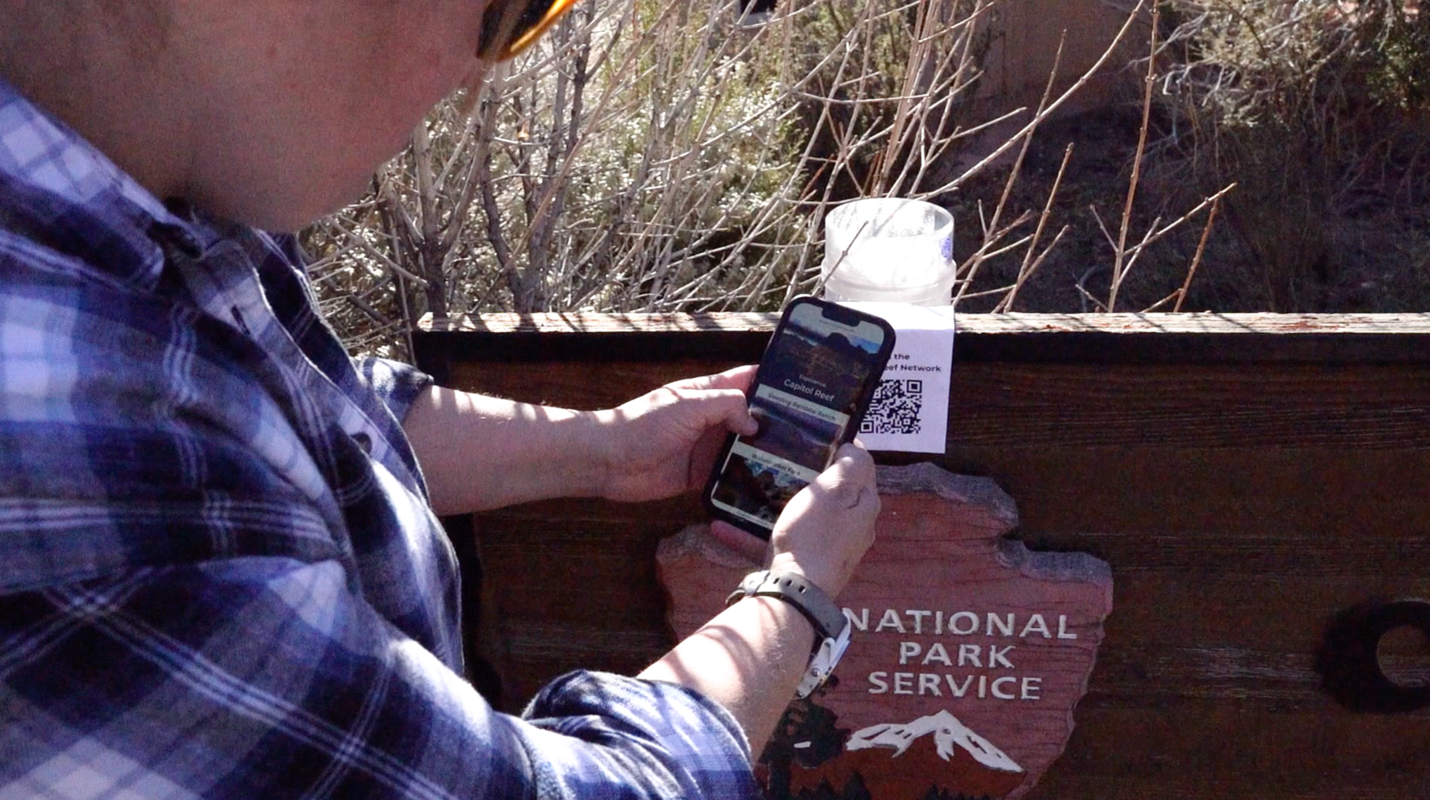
(701, 295, 897, 539)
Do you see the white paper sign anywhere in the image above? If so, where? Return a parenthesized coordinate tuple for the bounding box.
(840, 302, 955, 454)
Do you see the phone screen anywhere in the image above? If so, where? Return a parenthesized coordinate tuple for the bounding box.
(708, 300, 891, 531)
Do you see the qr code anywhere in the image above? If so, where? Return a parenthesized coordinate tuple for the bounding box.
(861, 379, 923, 435)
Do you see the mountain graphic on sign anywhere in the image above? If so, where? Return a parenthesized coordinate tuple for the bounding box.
(848, 710, 1022, 772)
(789, 710, 1025, 800)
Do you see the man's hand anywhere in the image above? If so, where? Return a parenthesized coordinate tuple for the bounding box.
(710, 441, 880, 596)
(765, 442, 880, 597)
(639, 441, 879, 756)
(591, 366, 759, 503)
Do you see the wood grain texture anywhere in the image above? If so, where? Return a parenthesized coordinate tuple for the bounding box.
(416, 313, 1430, 798)
(417, 311, 1430, 367)
(424, 311, 1430, 336)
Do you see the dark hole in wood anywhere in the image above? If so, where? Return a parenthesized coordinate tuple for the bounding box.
(1316, 599, 1430, 713)
(1377, 625, 1430, 689)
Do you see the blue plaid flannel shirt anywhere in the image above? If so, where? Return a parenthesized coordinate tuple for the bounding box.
(0, 80, 757, 799)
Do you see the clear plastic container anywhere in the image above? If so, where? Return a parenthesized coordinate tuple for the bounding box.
(821, 198, 955, 306)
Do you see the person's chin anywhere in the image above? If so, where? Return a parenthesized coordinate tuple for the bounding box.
(233, 181, 365, 232)
(233, 199, 320, 233)
(311, 166, 390, 225)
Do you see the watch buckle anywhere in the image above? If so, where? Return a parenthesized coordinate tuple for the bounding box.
(795, 614, 853, 699)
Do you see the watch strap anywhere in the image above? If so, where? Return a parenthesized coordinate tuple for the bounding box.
(725, 570, 853, 699)
(726, 570, 848, 644)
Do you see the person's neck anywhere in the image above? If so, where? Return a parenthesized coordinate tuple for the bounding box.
(0, 7, 193, 202)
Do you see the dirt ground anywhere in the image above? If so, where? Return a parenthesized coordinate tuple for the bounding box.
(942, 104, 1430, 314)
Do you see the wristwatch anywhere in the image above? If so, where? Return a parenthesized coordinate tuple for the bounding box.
(726, 570, 853, 698)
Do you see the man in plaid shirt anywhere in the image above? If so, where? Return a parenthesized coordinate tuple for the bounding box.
(0, 1, 882, 798)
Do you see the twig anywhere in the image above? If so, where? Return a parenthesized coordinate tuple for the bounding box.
(955, 32, 1066, 303)
(996, 142, 1075, 312)
(996, 224, 1069, 312)
(1173, 192, 1224, 312)
(1107, 1, 1159, 313)
(1076, 264, 1108, 312)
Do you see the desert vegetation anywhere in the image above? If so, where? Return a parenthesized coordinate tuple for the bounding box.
(302, 0, 1430, 359)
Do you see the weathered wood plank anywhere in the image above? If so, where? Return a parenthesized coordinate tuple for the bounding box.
(417, 311, 1430, 365)
(470, 586, 1429, 710)
(448, 357, 1430, 449)
(425, 316, 1430, 449)
(1031, 709, 1430, 800)
(414, 313, 1430, 797)
(470, 496, 1428, 719)
(947, 363, 1430, 448)
(948, 446, 1430, 537)
(425, 311, 1430, 336)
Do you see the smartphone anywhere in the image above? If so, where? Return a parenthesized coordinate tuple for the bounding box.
(703, 296, 896, 538)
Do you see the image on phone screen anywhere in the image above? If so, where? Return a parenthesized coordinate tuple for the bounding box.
(708, 300, 891, 531)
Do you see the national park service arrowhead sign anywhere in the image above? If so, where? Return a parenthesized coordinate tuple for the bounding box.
(657, 463, 1113, 800)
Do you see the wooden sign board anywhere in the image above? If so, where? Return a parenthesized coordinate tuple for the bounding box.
(658, 464, 1113, 799)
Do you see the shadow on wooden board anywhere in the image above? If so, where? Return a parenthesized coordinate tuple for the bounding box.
(415, 312, 1430, 800)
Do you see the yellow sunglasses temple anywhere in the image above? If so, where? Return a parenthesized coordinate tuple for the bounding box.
(501, 0, 585, 59)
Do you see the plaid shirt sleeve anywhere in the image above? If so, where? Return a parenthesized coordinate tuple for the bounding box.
(0, 79, 758, 800)
(357, 356, 435, 423)
(0, 560, 756, 800)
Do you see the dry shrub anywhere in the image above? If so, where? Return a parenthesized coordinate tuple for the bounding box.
(305, 0, 1018, 357)
(303, 0, 1430, 358)
(305, 0, 1183, 357)
(1152, 0, 1430, 311)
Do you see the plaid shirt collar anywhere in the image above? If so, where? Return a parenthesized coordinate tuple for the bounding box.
(0, 77, 209, 291)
